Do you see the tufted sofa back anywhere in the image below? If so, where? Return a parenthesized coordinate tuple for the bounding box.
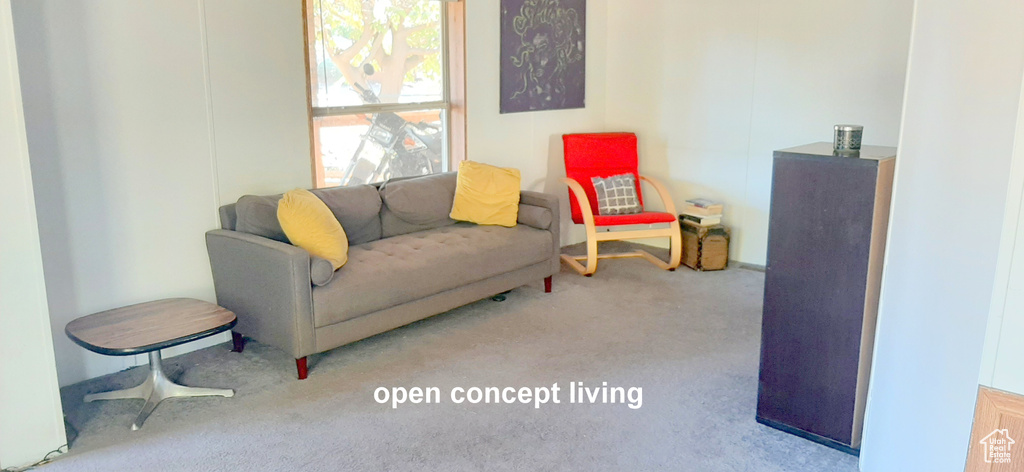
(378, 172, 458, 238)
(220, 172, 460, 247)
(311, 185, 383, 245)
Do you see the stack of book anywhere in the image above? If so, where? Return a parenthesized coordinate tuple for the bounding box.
(680, 198, 723, 226)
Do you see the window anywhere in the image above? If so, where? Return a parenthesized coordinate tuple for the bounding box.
(304, 0, 465, 188)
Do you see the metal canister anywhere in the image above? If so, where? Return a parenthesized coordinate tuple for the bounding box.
(834, 125, 864, 152)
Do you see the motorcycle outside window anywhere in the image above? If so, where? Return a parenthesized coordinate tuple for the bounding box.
(306, 0, 457, 187)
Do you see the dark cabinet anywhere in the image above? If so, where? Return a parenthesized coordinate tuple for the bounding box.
(756, 142, 896, 454)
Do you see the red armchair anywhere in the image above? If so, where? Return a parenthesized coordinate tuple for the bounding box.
(561, 133, 682, 276)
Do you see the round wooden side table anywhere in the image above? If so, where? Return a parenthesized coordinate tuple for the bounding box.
(65, 298, 237, 430)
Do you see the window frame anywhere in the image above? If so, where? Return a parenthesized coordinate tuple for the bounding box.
(302, 0, 466, 189)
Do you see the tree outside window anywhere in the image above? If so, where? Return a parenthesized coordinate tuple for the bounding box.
(307, 0, 459, 187)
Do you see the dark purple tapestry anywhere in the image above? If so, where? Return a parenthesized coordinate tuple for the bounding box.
(500, 0, 586, 114)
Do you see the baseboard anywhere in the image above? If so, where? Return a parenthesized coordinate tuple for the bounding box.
(732, 261, 765, 272)
(755, 415, 859, 456)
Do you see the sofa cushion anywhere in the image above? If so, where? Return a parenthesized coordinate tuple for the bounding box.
(235, 194, 287, 243)
(379, 172, 458, 238)
(312, 222, 553, 327)
(311, 184, 383, 245)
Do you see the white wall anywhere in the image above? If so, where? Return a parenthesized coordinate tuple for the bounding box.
(203, 0, 314, 203)
(979, 72, 1024, 394)
(604, 0, 913, 264)
(0, 0, 67, 466)
(11, 0, 312, 387)
(465, 0, 608, 246)
(860, 1, 1024, 470)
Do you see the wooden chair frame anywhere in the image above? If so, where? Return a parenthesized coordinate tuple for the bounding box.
(561, 175, 682, 276)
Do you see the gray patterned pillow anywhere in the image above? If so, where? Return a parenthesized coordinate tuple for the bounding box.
(591, 174, 642, 216)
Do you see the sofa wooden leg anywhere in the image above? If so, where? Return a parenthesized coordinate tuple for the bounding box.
(231, 331, 245, 353)
(544, 276, 552, 293)
(296, 357, 308, 380)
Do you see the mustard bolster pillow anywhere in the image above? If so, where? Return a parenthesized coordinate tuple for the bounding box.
(277, 189, 349, 270)
(450, 161, 522, 227)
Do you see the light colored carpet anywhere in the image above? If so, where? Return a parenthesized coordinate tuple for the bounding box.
(45, 243, 858, 471)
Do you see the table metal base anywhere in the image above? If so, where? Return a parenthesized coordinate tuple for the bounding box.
(84, 350, 233, 430)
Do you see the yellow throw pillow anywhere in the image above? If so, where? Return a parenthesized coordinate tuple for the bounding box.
(450, 161, 521, 227)
(277, 189, 348, 270)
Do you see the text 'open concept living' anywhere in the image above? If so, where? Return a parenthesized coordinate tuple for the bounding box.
(374, 382, 643, 410)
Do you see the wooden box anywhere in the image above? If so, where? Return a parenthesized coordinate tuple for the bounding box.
(680, 219, 730, 271)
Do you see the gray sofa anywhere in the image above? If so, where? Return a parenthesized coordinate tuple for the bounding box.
(206, 172, 560, 379)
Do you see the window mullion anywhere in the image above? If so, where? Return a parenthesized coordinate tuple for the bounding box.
(313, 101, 450, 118)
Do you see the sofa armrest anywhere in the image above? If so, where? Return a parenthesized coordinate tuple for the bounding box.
(519, 191, 561, 274)
(521, 190, 558, 212)
(206, 229, 316, 359)
(517, 204, 553, 230)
